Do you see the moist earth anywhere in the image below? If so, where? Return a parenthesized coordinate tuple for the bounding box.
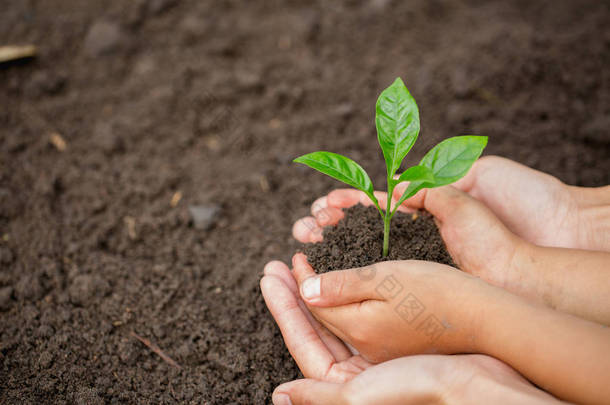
(304, 205, 455, 272)
(1, 0, 609, 403)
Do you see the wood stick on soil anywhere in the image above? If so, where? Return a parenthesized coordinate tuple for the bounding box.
(0, 45, 36, 63)
(130, 331, 182, 369)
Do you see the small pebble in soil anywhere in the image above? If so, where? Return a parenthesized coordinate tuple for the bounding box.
(83, 21, 125, 57)
(189, 204, 221, 230)
(334, 102, 354, 118)
(303, 204, 454, 273)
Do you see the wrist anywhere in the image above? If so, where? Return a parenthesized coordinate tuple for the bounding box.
(500, 238, 549, 306)
(568, 184, 610, 206)
(474, 284, 537, 360)
(569, 185, 610, 251)
(454, 275, 506, 354)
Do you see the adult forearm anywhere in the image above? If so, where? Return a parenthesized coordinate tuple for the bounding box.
(476, 288, 610, 404)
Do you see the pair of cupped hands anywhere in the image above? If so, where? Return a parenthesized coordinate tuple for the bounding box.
(261, 156, 606, 405)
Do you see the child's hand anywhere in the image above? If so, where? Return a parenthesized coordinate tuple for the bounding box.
(289, 253, 489, 363)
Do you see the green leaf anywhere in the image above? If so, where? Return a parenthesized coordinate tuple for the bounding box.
(394, 136, 488, 210)
(294, 151, 376, 198)
(420, 135, 488, 184)
(395, 165, 435, 184)
(375, 77, 420, 178)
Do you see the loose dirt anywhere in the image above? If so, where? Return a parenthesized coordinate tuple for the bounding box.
(304, 205, 454, 272)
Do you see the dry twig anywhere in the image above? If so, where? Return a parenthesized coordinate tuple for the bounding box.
(130, 331, 182, 369)
(0, 45, 36, 63)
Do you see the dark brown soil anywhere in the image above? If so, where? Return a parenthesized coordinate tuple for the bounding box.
(304, 205, 454, 273)
(1, 1, 609, 403)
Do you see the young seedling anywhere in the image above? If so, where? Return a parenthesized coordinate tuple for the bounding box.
(294, 77, 487, 257)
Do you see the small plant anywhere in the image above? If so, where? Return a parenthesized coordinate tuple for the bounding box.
(294, 78, 487, 257)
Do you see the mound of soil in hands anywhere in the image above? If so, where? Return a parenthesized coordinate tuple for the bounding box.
(304, 205, 454, 272)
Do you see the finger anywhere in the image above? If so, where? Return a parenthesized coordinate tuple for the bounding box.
(264, 261, 352, 361)
(452, 156, 511, 195)
(260, 275, 336, 379)
(392, 182, 426, 208)
(311, 196, 329, 215)
(292, 254, 382, 306)
(264, 260, 298, 294)
(327, 189, 384, 208)
(292, 216, 324, 243)
(392, 159, 480, 200)
(393, 185, 474, 224)
(299, 297, 353, 362)
(273, 379, 345, 405)
(392, 181, 408, 201)
(311, 195, 346, 226)
(315, 206, 345, 227)
(327, 189, 365, 208)
(291, 252, 318, 282)
(290, 254, 353, 332)
(328, 188, 411, 215)
(451, 162, 479, 193)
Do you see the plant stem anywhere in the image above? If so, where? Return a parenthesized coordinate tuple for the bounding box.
(382, 213, 390, 257)
(382, 181, 395, 257)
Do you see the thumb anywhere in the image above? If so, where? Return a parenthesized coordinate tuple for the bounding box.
(393, 184, 476, 224)
(273, 379, 346, 405)
(292, 253, 383, 306)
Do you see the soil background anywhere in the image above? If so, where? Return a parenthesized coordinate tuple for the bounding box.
(1, 0, 609, 403)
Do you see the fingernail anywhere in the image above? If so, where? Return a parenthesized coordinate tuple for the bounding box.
(273, 393, 293, 405)
(301, 276, 320, 300)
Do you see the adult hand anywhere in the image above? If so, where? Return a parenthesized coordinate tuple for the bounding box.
(445, 155, 610, 251)
(260, 260, 373, 382)
(273, 354, 566, 405)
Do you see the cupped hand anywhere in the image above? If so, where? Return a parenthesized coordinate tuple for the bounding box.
(272, 354, 566, 405)
(261, 260, 564, 405)
(260, 260, 373, 382)
(292, 184, 537, 302)
(289, 253, 489, 364)
(449, 155, 609, 251)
